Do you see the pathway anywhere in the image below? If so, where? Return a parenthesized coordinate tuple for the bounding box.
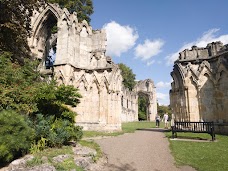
(94, 128, 196, 171)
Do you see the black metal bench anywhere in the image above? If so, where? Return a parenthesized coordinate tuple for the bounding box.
(171, 121, 215, 141)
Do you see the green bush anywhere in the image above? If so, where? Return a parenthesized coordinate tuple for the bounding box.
(138, 111, 147, 121)
(0, 52, 83, 151)
(0, 110, 35, 163)
(32, 114, 82, 148)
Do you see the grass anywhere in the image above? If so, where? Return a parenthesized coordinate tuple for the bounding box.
(53, 157, 82, 171)
(122, 121, 159, 132)
(165, 131, 228, 171)
(82, 130, 123, 138)
(26, 146, 83, 171)
(79, 140, 103, 162)
(83, 121, 159, 138)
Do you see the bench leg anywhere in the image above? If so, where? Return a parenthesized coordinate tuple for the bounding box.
(211, 127, 215, 141)
(212, 133, 215, 141)
(171, 127, 177, 139)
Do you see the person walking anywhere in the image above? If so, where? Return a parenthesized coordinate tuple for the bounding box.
(155, 114, 160, 128)
(163, 113, 169, 129)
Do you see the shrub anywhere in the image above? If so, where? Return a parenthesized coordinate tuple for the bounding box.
(31, 114, 82, 148)
(0, 110, 35, 163)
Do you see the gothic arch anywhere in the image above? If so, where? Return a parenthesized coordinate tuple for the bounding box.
(100, 76, 110, 92)
(171, 64, 185, 90)
(109, 66, 122, 92)
(189, 75, 199, 88)
(90, 74, 100, 92)
(55, 69, 65, 84)
(29, 4, 61, 69)
(197, 60, 212, 77)
(76, 74, 89, 90)
(198, 65, 215, 86)
(77, 20, 92, 35)
(31, 4, 61, 45)
(216, 62, 228, 84)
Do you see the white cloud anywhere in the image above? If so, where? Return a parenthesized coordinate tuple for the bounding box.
(156, 92, 169, 105)
(157, 92, 168, 100)
(146, 60, 155, 66)
(103, 21, 138, 57)
(134, 39, 165, 61)
(156, 81, 171, 89)
(166, 28, 228, 65)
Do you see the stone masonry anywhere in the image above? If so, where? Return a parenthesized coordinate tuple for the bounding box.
(170, 41, 228, 133)
(28, 3, 157, 131)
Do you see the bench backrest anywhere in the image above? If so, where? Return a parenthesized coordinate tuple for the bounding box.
(174, 122, 214, 133)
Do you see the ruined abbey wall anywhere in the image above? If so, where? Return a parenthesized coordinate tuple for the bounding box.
(28, 4, 157, 131)
(170, 41, 228, 133)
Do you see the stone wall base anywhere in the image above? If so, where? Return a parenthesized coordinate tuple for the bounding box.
(214, 123, 228, 135)
(76, 122, 122, 132)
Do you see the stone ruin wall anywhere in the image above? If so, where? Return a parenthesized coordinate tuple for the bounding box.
(121, 79, 157, 122)
(133, 80, 157, 121)
(28, 3, 157, 131)
(121, 88, 138, 122)
(170, 41, 228, 134)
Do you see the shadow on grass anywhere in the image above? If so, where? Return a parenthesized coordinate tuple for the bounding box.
(136, 128, 215, 141)
(136, 128, 170, 133)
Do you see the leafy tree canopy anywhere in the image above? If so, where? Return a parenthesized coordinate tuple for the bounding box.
(157, 104, 172, 119)
(0, 0, 45, 63)
(118, 63, 136, 91)
(47, 0, 93, 23)
(0, 0, 93, 64)
(0, 52, 82, 115)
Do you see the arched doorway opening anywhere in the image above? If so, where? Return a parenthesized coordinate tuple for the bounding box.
(138, 92, 150, 121)
(42, 12, 57, 69)
(32, 9, 58, 70)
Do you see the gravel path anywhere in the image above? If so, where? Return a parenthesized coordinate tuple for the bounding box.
(94, 128, 196, 171)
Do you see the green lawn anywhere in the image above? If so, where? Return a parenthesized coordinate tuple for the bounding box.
(83, 121, 159, 138)
(122, 121, 158, 132)
(165, 131, 228, 171)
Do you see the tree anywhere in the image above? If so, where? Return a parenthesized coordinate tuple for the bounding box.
(157, 103, 172, 120)
(47, 0, 93, 23)
(138, 95, 147, 120)
(0, 0, 45, 63)
(0, 110, 35, 164)
(0, 52, 41, 114)
(118, 63, 136, 90)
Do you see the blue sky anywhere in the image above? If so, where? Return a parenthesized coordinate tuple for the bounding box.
(90, 0, 228, 105)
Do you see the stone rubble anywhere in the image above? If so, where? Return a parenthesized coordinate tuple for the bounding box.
(2, 144, 107, 171)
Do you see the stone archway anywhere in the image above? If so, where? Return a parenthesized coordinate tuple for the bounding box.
(134, 79, 157, 121)
(138, 91, 150, 121)
(28, 4, 61, 70)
